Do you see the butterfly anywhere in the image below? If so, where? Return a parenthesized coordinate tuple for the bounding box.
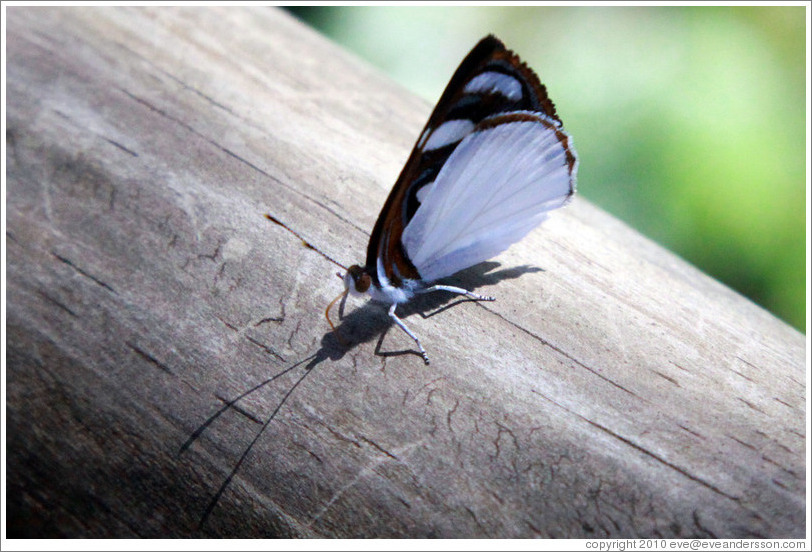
(328, 34, 578, 365)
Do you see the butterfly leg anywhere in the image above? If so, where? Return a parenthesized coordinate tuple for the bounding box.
(420, 285, 495, 302)
(388, 303, 430, 365)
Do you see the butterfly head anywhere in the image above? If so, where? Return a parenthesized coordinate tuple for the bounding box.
(325, 265, 370, 344)
(344, 264, 371, 296)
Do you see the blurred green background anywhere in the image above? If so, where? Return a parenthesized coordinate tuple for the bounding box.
(285, 6, 807, 333)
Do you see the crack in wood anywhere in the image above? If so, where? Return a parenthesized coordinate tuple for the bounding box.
(245, 335, 286, 363)
(213, 393, 263, 425)
(728, 435, 758, 451)
(729, 367, 756, 383)
(772, 397, 797, 410)
(103, 137, 138, 157)
(586, 419, 741, 502)
(255, 316, 284, 325)
(651, 369, 681, 387)
(121, 87, 368, 238)
(359, 436, 398, 461)
(761, 454, 799, 479)
(532, 389, 741, 503)
(692, 510, 718, 538)
(126, 341, 173, 375)
(462, 505, 491, 537)
(486, 306, 641, 399)
(736, 397, 765, 414)
(51, 251, 117, 294)
(37, 290, 78, 317)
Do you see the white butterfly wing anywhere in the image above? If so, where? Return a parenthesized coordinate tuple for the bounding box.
(401, 113, 577, 283)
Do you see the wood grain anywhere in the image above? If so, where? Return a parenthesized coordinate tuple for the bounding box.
(5, 6, 805, 538)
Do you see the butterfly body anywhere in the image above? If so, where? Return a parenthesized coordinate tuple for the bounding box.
(340, 35, 578, 364)
(344, 262, 422, 304)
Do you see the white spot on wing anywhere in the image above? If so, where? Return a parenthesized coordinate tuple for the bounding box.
(416, 128, 431, 150)
(464, 72, 523, 101)
(423, 119, 475, 151)
(416, 182, 434, 203)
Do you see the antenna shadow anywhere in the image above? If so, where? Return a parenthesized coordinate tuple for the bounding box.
(185, 261, 541, 528)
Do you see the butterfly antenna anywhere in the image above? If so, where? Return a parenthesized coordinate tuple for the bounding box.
(265, 214, 348, 270)
(325, 288, 349, 346)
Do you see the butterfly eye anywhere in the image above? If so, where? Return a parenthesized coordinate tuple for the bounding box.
(356, 273, 371, 293)
(344, 265, 371, 295)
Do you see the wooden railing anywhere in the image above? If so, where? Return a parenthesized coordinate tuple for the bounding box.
(5, 6, 805, 538)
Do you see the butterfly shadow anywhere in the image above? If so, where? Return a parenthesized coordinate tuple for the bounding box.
(183, 261, 540, 529)
(332, 261, 543, 363)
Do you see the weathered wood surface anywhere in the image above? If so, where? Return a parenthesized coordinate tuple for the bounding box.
(5, 7, 806, 539)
